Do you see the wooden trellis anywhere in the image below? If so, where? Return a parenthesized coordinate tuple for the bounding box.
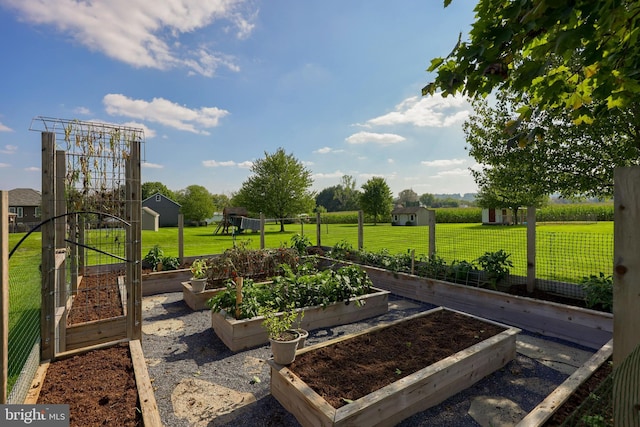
(31, 117, 144, 361)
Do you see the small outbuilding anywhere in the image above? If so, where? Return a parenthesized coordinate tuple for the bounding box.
(391, 206, 431, 226)
(482, 208, 513, 225)
(141, 206, 159, 231)
(142, 193, 181, 227)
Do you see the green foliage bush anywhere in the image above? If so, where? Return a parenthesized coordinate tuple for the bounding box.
(207, 262, 373, 319)
(579, 273, 613, 312)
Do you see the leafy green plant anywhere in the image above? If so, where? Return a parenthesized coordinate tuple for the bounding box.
(450, 260, 479, 284)
(207, 263, 373, 319)
(143, 245, 164, 271)
(190, 258, 209, 279)
(580, 273, 613, 312)
(329, 240, 355, 260)
(161, 255, 180, 271)
(290, 233, 311, 256)
(475, 250, 513, 288)
(259, 302, 299, 341)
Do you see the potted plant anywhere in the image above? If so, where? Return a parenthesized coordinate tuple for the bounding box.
(260, 303, 300, 365)
(189, 258, 209, 293)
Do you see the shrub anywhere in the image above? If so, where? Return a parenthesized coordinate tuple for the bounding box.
(475, 250, 513, 288)
(580, 273, 613, 312)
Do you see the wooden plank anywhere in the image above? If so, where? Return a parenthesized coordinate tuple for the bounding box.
(360, 264, 613, 350)
(65, 317, 127, 350)
(143, 269, 191, 296)
(182, 282, 226, 311)
(0, 191, 8, 403)
(211, 288, 390, 352)
(129, 340, 163, 427)
(614, 166, 640, 363)
(41, 131, 56, 361)
(516, 339, 613, 427)
(23, 362, 50, 404)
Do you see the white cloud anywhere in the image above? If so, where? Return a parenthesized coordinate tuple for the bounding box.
(238, 161, 253, 169)
(362, 93, 471, 128)
(431, 168, 470, 178)
(74, 106, 92, 115)
(104, 94, 229, 134)
(142, 162, 163, 169)
(203, 160, 238, 167)
(314, 146, 344, 154)
(313, 170, 346, 179)
(0, 122, 13, 132)
(421, 158, 467, 167)
(1, 145, 18, 155)
(346, 132, 405, 145)
(121, 121, 156, 139)
(0, 163, 9, 168)
(387, 158, 395, 164)
(25, 166, 40, 172)
(4, 0, 255, 76)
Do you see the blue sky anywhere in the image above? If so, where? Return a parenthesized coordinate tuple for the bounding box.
(0, 0, 478, 199)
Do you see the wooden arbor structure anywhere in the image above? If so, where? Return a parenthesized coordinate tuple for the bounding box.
(32, 117, 144, 361)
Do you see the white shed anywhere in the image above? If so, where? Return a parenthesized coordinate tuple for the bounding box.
(391, 206, 431, 226)
(482, 208, 513, 225)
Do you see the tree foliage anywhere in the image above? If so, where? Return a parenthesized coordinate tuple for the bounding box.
(211, 194, 231, 212)
(315, 186, 341, 212)
(396, 189, 419, 206)
(142, 181, 175, 201)
(465, 92, 640, 199)
(334, 175, 361, 211)
(424, 1, 640, 130)
(176, 185, 215, 224)
(359, 177, 393, 225)
(232, 148, 315, 232)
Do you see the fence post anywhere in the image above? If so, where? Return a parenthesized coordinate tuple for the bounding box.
(1, 191, 9, 403)
(41, 131, 56, 361)
(526, 206, 536, 293)
(613, 165, 640, 424)
(316, 212, 321, 247)
(358, 211, 364, 250)
(427, 210, 436, 257)
(260, 213, 265, 249)
(178, 214, 184, 261)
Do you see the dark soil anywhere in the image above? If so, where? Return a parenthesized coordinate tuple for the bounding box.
(543, 359, 613, 426)
(67, 272, 124, 324)
(289, 309, 507, 409)
(37, 344, 142, 427)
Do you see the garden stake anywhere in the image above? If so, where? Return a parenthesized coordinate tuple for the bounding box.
(235, 276, 243, 319)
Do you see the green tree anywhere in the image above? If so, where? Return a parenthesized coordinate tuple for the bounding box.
(419, 193, 436, 207)
(334, 175, 361, 211)
(424, 1, 640, 128)
(396, 189, 419, 207)
(233, 148, 315, 232)
(142, 181, 175, 201)
(359, 177, 393, 225)
(465, 92, 640, 199)
(176, 185, 215, 224)
(211, 194, 231, 212)
(315, 186, 341, 212)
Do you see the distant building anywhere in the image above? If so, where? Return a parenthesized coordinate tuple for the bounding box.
(482, 208, 513, 225)
(391, 206, 431, 226)
(8, 188, 41, 232)
(142, 193, 181, 227)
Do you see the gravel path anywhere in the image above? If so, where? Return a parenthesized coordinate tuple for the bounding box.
(141, 292, 585, 427)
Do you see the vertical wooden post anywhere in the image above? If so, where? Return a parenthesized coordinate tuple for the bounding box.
(235, 276, 243, 319)
(126, 136, 142, 340)
(55, 151, 66, 308)
(427, 209, 436, 257)
(78, 216, 86, 277)
(178, 214, 184, 261)
(69, 213, 78, 295)
(316, 212, 321, 248)
(260, 213, 265, 249)
(1, 191, 9, 403)
(41, 132, 56, 361)
(410, 249, 415, 275)
(526, 207, 536, 293)
(358, 210, 364, 250)
(613, 166, 640, 363)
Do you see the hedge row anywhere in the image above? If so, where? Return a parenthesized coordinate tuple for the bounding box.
(319, 204, 613, 224)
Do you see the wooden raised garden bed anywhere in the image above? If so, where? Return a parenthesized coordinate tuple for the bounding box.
(267, 307, 520, 427)
(142, 268, 192, 296)
(25, 340, 161, 427)
(182, 281, 227, 311)
(211, 287, 390, 351)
